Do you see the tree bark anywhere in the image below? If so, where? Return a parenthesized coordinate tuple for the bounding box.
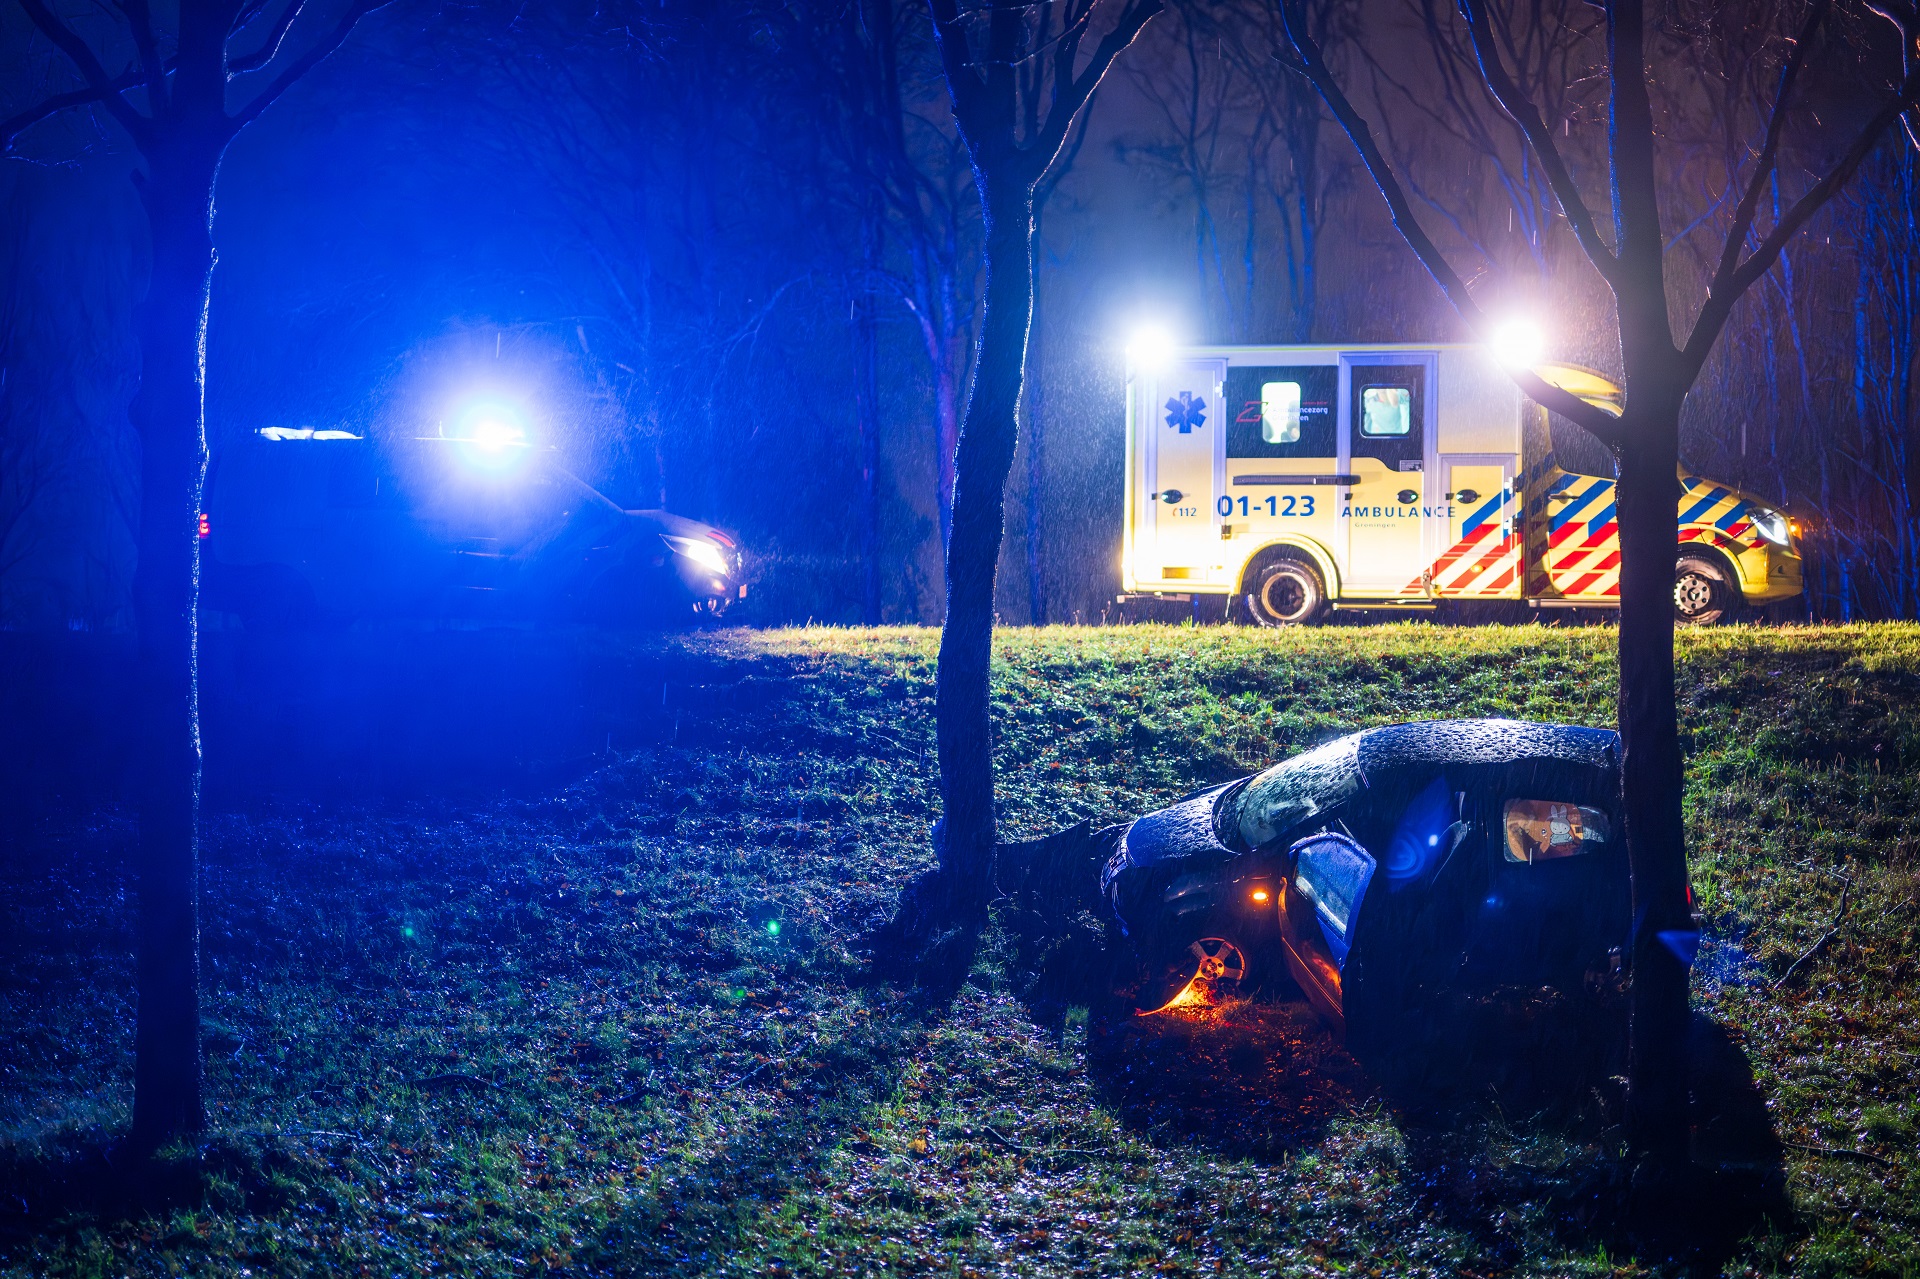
(934, 176, 1034, 910)
(933, 315, 962, 556)
(1023, 215, 1047, 626)
(126, 143, 220, 1151)
(1612, 388, 1692, 1167)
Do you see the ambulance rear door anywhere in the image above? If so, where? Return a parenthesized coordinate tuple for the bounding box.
(1339, 353, 1437, 596)
(1143, 357, 1227, 587)
(1430, 456, 1520, 597)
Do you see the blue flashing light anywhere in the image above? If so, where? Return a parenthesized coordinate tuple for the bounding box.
(445, 396, 533, 473)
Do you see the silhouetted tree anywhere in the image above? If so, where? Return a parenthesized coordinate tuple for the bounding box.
(887, 0, 1161, 965)
(1020, 117, 1088, 626)
(1274, 0, 1920, 1178)
(2, 0, 389, 1151)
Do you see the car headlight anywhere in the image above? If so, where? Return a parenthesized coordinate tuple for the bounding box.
(662, 535, 730, 576)
(1748, 506, 1791, 546)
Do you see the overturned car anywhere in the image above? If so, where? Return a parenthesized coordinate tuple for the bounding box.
(1103, 719, 1642, 1047)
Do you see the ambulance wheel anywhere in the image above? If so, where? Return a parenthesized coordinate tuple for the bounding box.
(1243, 555, 1326, 627)
(1674, 553, 1738, 625)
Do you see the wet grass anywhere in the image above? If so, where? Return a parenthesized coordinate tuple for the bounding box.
(3, 621, 1919, 1276)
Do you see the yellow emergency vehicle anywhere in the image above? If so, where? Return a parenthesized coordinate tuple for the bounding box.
(1120, 343, 1803, 624)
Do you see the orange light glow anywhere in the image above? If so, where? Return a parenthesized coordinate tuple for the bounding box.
(1144, 976, 1214, 1015)
(197, 513, 210, 538)
(1250, 888, 1270, 903)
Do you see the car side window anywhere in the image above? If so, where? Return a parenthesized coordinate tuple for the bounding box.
(1502, 799, 1611, 863)
(1290, 831, 1376, 967)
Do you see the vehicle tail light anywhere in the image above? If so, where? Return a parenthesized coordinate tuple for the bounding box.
(197, 513, 210, 538)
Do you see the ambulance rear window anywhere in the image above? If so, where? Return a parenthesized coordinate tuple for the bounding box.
(1261, 382, 1301, 444)
(1360, 386, 1412, 437)
(1226, 366, 1336, 458)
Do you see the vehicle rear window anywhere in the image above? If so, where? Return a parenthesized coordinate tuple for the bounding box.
(1260, 381, 1301, 443)
(1225, 365, 1336, 459)
(1503, 799, 1610, 863)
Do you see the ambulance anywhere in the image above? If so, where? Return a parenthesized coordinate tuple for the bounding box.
(1119, 343, 1803, 624)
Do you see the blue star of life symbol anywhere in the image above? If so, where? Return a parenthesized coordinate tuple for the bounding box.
(1164, 391, 1207, 433)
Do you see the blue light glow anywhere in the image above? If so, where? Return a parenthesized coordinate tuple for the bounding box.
(445, 395, 533, 472)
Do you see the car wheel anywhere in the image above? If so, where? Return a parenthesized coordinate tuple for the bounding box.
(1137, 936, 1250, 1013)
(1243, 555, 1326, 627)
(1674, 554, 1737, 625)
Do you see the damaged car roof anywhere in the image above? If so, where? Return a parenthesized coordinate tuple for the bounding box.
(1105, 718, 1621, 893)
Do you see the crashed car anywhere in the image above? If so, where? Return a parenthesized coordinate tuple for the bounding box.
(1103, 719, 1642, 1042)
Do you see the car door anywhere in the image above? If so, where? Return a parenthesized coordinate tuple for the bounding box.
(1340, 356, 1435, 596)
(1279, 830, 1377, 1030)
(1147, 358, 1227, 585)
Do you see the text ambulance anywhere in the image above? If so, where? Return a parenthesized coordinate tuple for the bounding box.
(1120, 344, 1804, 625)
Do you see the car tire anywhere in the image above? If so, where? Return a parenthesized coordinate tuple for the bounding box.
(1674, 553, 1738, 626)
(1243, 554, 1327, 627)
(1135, 936, 1251, 1013)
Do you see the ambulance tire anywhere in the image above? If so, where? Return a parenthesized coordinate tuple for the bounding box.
(1674, 553, 1740, 626)
(1242, 554, 1327, 627)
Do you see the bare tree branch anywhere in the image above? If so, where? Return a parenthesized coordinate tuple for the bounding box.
(1705, 0, 1830, 306)
(231, 0, 310, 76)
(1683, 64, 1920, 378)
(1032, 0, 1162, 179)
(114, 0, 171, 115)
(1276, 0, 1622, 444)
(225, 0, 390, 133)
(1457, 0, 1620, 285)
(15, 0, 153, 145)
(1, 68, 145, 149)
(927, 0, 990, 129)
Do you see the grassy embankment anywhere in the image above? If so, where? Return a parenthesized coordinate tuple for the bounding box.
(4, 623, 1920, 1277)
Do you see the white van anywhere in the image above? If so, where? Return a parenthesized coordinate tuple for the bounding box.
(1120, 344, 1803, 624)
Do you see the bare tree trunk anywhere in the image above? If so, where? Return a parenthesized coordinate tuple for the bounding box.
(934, 345, 960, 556)
(10, 0, 391, 1157)
(127, 145, 219, 1151)
(887, 0, 1156, 961)
(1023, 213, 1047, 626)
(855, 216, 884, 625)
(935, 176, 1033, 911)
(1613, 390, 1692, 1169)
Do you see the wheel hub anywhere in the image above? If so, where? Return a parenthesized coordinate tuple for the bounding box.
(1674, 572, 1715, 615)
(1262, 573, 1304, 619)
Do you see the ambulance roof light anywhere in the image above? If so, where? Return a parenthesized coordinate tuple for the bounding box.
(1487, 316, 1547, 370)
(1126, 323, 1179, 375)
